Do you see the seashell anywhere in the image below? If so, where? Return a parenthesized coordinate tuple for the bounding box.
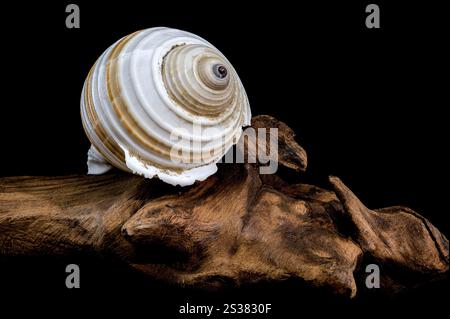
(81, 27, 251, 186)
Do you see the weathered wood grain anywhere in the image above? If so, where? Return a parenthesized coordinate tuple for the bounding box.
(0, 116, 447, 297)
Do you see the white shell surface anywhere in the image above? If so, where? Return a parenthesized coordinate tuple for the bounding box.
(81, 27, 251, 186)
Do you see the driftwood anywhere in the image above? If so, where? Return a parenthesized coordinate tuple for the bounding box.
(0, 115, 448, 298)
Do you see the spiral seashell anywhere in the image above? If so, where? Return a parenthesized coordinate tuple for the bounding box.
(81, 27, 251, 186)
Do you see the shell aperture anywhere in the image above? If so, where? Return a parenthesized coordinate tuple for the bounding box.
(81, 27, 251, 186)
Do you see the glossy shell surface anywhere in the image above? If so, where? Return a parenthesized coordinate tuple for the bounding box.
(81, 27, 251, 186)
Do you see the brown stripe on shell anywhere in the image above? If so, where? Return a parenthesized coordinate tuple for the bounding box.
(82, 61, 127, 169)
(106, 31, 207, 167)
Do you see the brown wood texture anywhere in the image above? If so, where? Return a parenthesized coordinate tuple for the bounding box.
(0, 115, 448, 297)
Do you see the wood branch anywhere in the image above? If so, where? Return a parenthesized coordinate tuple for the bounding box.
(238, 115, 308, 172)
(330, 176, 449, 292)
(0, 115, 448, 298)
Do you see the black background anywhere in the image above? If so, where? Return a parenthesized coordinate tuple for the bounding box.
(0, 1, 448, 317)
